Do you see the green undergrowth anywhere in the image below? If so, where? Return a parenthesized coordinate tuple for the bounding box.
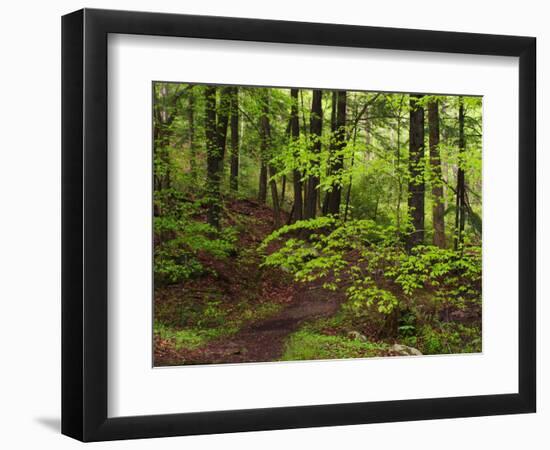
(280, 312, 388, 361)
(281, 330, 387, 361)
(412, 322, 482, 355)
(154, 295, 285, 351)
(154, 322, 235, 350)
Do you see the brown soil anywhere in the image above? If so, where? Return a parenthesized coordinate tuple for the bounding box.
(159, 286, 343, 366)
(154, 198, 345, 367)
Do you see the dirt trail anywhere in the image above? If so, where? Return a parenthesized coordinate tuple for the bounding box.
(154, 199, 344, 366)
(175, 288, 342, 365)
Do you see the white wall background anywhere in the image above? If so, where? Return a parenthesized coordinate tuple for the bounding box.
(0, 0, 546, 448)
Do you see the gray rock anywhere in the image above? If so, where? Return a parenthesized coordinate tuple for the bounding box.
(390, 343, 422, 356)
(347, 331, 368, 342)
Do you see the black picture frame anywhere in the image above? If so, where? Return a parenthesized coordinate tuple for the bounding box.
(62, 8, 536, 442)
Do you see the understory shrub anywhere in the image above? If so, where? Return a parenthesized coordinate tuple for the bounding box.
(261, 218, 481, 336)
(154, 189, 237, 284)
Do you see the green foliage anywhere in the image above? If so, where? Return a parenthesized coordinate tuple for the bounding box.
(154, 320, 237, 350)
(346, 279, 399, 315)
(154, 190, 237, 284)
(262, 219, 481, 323)
(261, 218, 401, 315)
(418, 322, 482, 355)
(280, 330, 386, 361)
(387, 245, 482, 314)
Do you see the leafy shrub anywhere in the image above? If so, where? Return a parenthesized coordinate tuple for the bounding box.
(261, 218, 481, 331)
(387, 245, 482, 314)
(154, 189, 237, 284)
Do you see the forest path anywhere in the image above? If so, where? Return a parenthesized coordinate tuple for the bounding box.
(180, 287, 343, 365)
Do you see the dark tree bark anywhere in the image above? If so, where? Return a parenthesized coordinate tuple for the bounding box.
(229, 87, 239, 192)
(280, 175, 286, 208)
(406, 94, 425, 250)
(322, 91, 338, 215)
(454, 97, 466, 250)
(428, 100, 446, 248)
(205, 86, 230, 229)
(344, 98, 361, 222)
(290, 89, 303, 222)
(188, 85, 197, 182)
(259, 92, 281, 226)
(258, 163, 268, 203)
(325, 90, 347, 217)
(304, 90, 323, 220)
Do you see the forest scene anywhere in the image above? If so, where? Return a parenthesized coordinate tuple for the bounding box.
(153, 82, 482, 366)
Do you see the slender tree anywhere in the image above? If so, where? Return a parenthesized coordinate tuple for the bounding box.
(204, 86, 230, 229)
(428, 99, 446, 248)
(258, 165, 268, 203)
(229, 87, 239, 192)
(406, 94, 425, 250)
(187, 85, 197, 182)
(324, 90, 347, 217)
(343, 95, 360, 222)
(290, 89, 303, 222)
(259, 91, 281, 226)
(304, 90, 323, 220)
(454, 96, 467, 249)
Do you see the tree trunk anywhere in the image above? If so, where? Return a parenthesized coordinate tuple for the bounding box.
(229, 87, 239, 192)
(304, 90, 323, 220)
(344, 98, 360, 222)
(428, 100, 446, 248)
(258, 164, 267, 203)
(205, 86, 230, 229)
(188, 86, 197, 182)
(280, 175, 286, 209)
(406, 94, 425, 250)
(323, 91, 338, 215)
(259, 92, 281, 226)
(325, 90, 347, 217)
(290, 89, 303, 222)
(454, 97, 466, 250)
(269, 165, 281, 227)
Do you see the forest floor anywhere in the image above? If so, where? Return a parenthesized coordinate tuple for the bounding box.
(154, 197, 481, 366)
(154, 198, 388, 366)
(165, 285, 343, 365)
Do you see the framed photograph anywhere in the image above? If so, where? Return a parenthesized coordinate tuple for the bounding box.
(62, 8, 536, 442)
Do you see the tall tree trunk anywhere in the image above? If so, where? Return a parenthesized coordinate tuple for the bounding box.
(406, 94, 425, 250)
(428, 100, 446, 248)
(188, 86, 197, 182)
(229, 87, 239, 192)
(280, 175, 286, 208)
(323, 92, 338, 215)
(290, 89, 303, 222)
(395, 107, 403, 232)
(205, 86, 230, 229)
(344, 97, 360, 222)
(454, 97, 466, 250)
(325, 90, 347, 216)
(258, 164, 267, 203)
(304, 90, 323, 220)
(268, 166, 281, 227)
(259, 91, 281, 226)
